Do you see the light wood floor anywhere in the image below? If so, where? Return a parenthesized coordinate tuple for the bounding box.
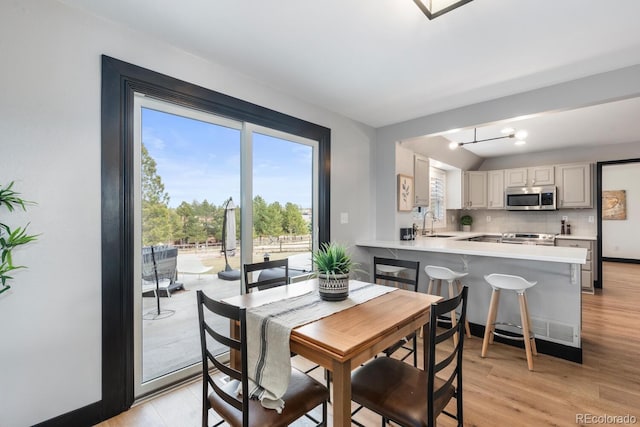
(96, 262, 640, 426)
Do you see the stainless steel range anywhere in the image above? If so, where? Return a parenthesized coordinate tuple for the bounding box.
(500, 232, 556, 246)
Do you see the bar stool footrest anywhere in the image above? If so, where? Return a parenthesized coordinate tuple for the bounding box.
(491, 322, 535, 341)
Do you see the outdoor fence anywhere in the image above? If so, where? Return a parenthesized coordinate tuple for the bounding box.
(174, 235, 312, 254)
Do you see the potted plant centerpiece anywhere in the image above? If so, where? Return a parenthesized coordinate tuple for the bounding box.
(312, 242, 355, 301)
(461, 214, 473, 232)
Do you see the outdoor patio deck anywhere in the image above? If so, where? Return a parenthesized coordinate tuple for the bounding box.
(142, 273, 241, 382)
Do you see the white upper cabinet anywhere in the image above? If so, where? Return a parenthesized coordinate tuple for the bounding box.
(505, 168, 528, 187)
(487, 170, 505, 209)
(530, 166, 555, 186)
(463, 171, 487, 209)
(505, 165, 554, 187)
(413, 154, 430, 207)
(556, 163, 593, 208)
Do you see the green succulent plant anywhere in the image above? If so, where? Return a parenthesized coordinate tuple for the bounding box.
(0, 181, 38, 295)
(460, 215, 473, 226)
(312, 242, 354, 276)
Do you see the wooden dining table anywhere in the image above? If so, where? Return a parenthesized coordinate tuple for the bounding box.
(223, 279, 441, 427)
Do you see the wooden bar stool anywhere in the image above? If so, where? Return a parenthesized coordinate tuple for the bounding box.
(481, 273, 538, 371)
(424, 265, 471, 345)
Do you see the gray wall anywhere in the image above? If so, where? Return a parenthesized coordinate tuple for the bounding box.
(0, 1, 375, 425)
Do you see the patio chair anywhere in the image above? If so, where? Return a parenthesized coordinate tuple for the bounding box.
(177, 254, 213, 279)
(142, 246, 183, 298)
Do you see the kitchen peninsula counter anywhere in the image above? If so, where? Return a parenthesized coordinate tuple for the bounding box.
(357, 235, 587, 363)
(357, 234, 587, 265)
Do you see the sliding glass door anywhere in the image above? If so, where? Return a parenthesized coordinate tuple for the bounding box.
(132, 98, 319, 398)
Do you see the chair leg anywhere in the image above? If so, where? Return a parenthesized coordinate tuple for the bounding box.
(448, 280, 460, 347)
(456, 280, 472, 337)
(481, 289, 500, 358)
(322, 400, 327, 426)
(457, 387, 464, 427)
(423, 278, 436, 339)
(523, 291, 538, 355)
(202, 401, 208, 427)
(519, 292, 535, 371)
(325, 370, 331, 403)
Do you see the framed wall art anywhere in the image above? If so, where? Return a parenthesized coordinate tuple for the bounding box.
(397, 174, 414, 212)
(602, 190, 627, 220)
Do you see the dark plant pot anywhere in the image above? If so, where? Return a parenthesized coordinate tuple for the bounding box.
(318, 273, 349, 301)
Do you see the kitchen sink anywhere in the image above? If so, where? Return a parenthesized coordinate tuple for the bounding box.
(424, 234, 453, 238)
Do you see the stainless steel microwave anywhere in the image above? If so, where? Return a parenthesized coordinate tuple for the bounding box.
(505, 186, 557, 211)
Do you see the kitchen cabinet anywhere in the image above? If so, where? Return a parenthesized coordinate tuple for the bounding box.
(413, 154, 430, 206)
(505, 168, 527, 187)
(555, 163, 592, 208)
(505, 165, 554, 187)
(463, 171, 487, 209)
(487, 170, 505, 209)
(446, 169, 463, 209)
(556, 238, 596, 293)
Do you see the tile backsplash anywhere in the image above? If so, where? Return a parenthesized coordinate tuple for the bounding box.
(407, 208, 597, 236)
(453, 208, 597, 236)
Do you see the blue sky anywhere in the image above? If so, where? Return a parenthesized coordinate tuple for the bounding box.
(142, 108, 313, 209)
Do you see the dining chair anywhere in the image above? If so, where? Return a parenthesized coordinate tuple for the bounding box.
(373, 256, 421, 367)
(243, 258, 289, 293)
(196, 290, 328, 427)
(351, 286, 468, 427)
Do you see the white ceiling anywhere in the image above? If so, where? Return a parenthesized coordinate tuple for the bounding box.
(60, 0, 640, 157)
(411, 96, 640, 158)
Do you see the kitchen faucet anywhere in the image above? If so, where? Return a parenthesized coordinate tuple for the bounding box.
(421, 209, 438, 235)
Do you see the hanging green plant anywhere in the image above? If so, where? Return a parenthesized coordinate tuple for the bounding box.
(0, 181, 38, 295)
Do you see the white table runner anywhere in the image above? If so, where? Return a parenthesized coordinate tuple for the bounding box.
(244, 280, 396, 412)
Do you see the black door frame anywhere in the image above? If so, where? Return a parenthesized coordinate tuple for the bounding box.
(99, 55, 331, 422)
(596, 158, 640, 289)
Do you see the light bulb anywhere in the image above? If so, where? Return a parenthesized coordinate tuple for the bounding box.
(449, 141, 460, 150)
(515, 130, 528, 139)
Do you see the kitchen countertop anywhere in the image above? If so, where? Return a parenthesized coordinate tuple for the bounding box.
(555, 234, 597, 241)
(357, 232, 587, 264)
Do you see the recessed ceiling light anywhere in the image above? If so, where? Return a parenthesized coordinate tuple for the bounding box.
(514, 140, 526, 146)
